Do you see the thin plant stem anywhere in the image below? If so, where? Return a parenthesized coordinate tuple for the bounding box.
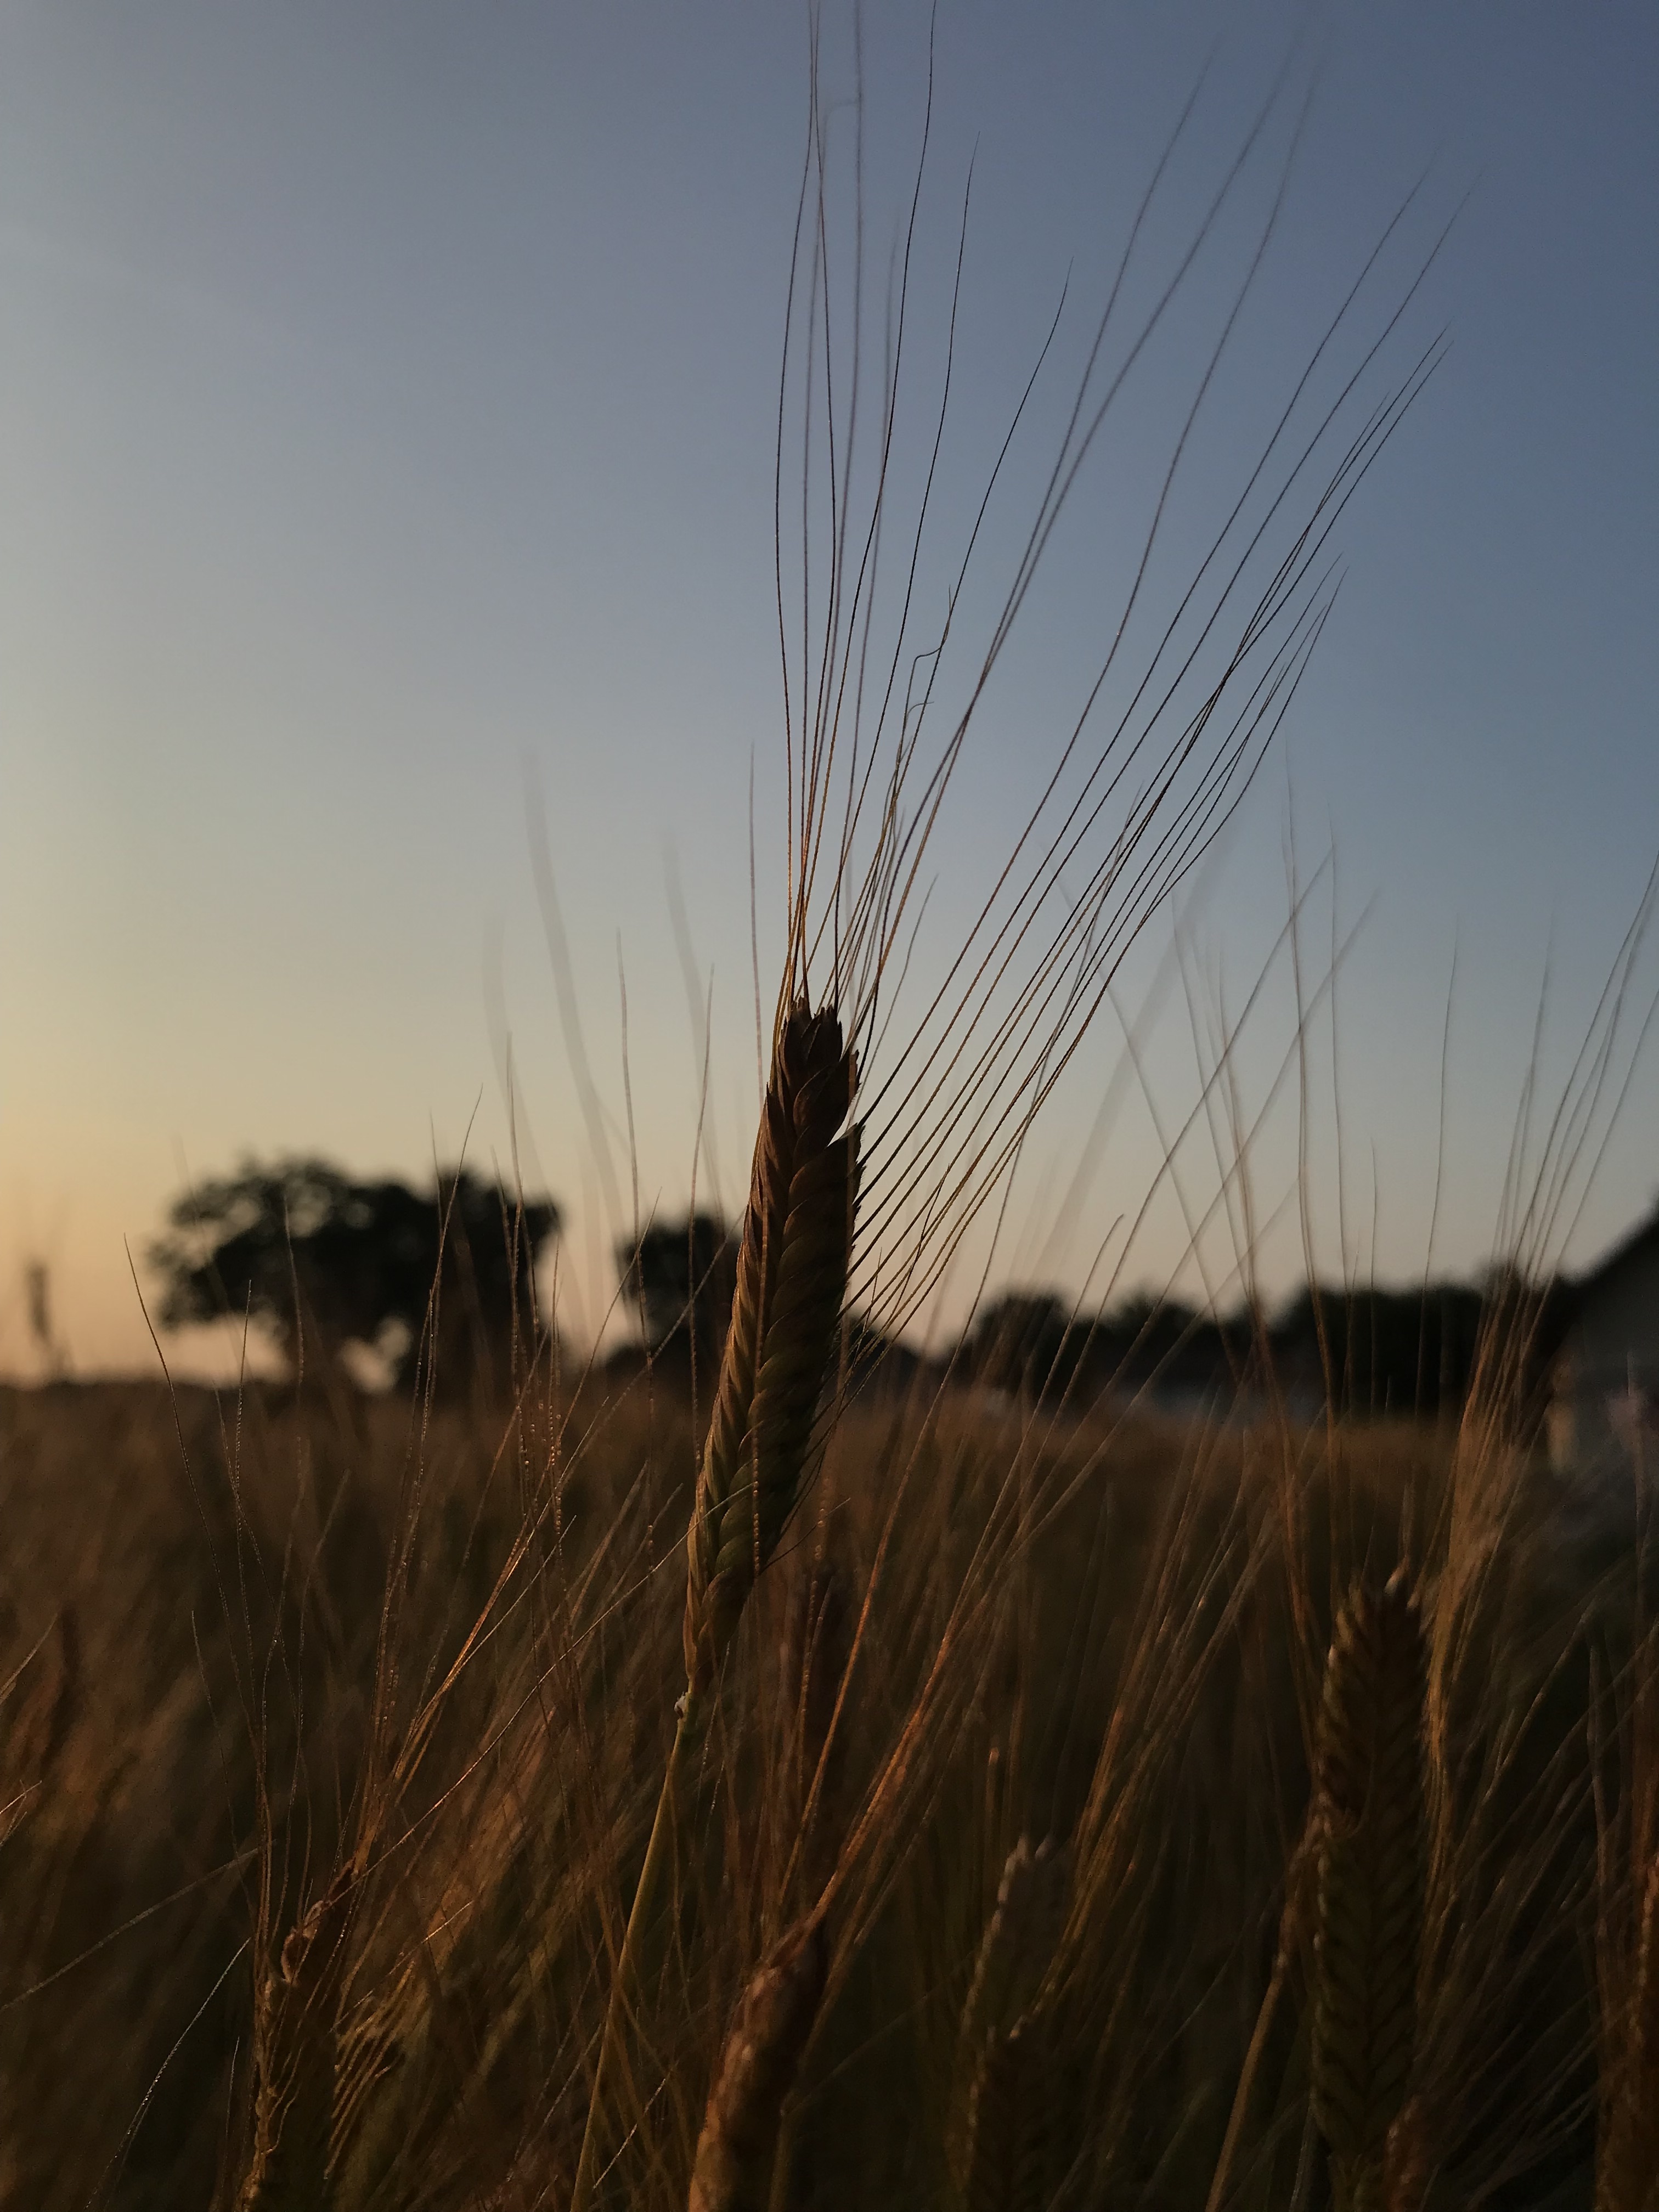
(571, 1693, 706, 2212)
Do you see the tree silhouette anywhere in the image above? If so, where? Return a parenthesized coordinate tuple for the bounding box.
(964, 1292, 1073, 1398)
(149, 1157, 558, 1396)
(961, 1290, 1242, 1406)
(1272, 1282, 1487, 1418)
(617, 1213, 737, 1370)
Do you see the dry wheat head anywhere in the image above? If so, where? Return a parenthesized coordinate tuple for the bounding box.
(1311, 1567, 1427, 2212)
(237, 1882, 357, 2212)
(687, 1918, 828, 2212)
(955, 1840, 1070, 2112)
(950, 1837, 1072, 2208)
(683, 999, 859, 1695)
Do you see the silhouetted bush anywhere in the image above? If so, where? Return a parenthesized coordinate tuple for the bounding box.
(149, 1157, 558, 1398)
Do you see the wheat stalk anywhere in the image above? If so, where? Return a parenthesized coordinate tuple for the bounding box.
(687, 1920, 828, 2212)
(1310, 1567, 1427, 2212)
(572, 997, 858, 2212)
(575, 24, 1438, 2200)
(1204, 1810, 1322, 2212)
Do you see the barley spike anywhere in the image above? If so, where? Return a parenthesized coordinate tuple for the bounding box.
(237, 1882, 356, 2212)
(951, 1837, 1070, 2204)
(573, 1002, 856, 2212)
(684, 998, 859, 1694)
(1311, 1567, 1427, 2212)
(687, 1920, 827, 2212)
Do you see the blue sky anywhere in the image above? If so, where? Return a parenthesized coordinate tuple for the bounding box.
(2, 3, 1655, 1376)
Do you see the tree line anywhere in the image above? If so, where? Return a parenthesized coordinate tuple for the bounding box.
(148, 1155, 1566, 1418)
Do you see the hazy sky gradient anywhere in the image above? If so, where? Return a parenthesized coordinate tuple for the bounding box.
(3, 2, 1656, 1378)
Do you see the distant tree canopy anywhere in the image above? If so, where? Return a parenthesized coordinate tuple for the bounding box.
(959, 1276, 1567, 1420)
(963, 1293, 1073, 1398)
(1272, 1276, 1575, 1421)
(963, 1290, 1240, 1404)
(613, 1214, 926, 1403)
(617, 1213, 737, 1368)
(1270, 1282, 1487, 1418)
(613, 1204, 1570, 1425)
(150, 1158, 559, 1396)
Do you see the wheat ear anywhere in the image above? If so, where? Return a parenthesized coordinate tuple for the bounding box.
(687, 1920, 827, 2212)
(1310, 1567, 1427, 2212)
(571, 999, 857, 2212)
(684, 999, 860, 1694)
(951, 1837, 1071, 2210)
(236, 1881, 356, 2212)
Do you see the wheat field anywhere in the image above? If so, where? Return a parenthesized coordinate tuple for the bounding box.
(2, 1325, 1654, 2209)
(7, 17, 1656, 2210)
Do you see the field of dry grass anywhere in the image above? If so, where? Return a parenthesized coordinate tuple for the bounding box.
(9, 21, 1654, 2210)
(2, 1346, 1652, 2211)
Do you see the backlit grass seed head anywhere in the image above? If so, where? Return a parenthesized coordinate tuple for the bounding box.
(951, 1837, 1071, 2200)
(761, 33, 1445, 1359)
(238, 1886, 357, 2212)
(1311, 1568, 1427, 2207)
(687, 1918, 828, 2212)
(684, 1000, 860, 1695)
(582, 41, 1447, 2212)
(959, 1837, 1071, 2074)
(572, 1009, 855, 2212)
